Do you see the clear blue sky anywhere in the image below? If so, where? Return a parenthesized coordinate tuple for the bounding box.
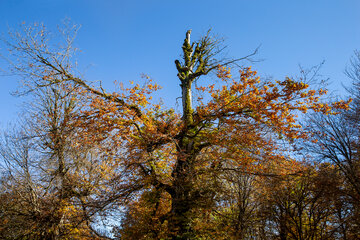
(1, 0, 360, 127)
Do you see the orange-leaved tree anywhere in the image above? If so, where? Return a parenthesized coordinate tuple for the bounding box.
(66, 30, 350, 239)
(2, 25, 350, 239)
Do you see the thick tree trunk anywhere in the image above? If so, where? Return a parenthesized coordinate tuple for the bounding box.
(169, 76, 197, 239)
(170, 151, 195, 240)
(169, 29, 210, 239)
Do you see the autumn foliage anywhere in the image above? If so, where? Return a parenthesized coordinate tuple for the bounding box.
(0, 24, 358, 240)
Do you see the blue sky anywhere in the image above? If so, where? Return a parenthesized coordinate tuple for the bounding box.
(0, 0, 360, 127)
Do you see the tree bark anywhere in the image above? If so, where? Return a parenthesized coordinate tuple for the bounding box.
(169, 29, 198, 240)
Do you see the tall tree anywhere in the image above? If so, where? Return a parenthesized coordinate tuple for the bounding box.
(303, 50, 360, 238)
(2, 23, 350, 239)
(0, 23, 118, 238)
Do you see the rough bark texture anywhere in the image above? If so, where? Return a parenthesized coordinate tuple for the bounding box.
(169, 30, 210, 240)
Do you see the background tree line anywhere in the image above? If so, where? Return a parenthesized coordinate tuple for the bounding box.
(0, 23, 358, 240)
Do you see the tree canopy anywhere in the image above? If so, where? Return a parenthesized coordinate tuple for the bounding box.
(0, 23, 358, 240)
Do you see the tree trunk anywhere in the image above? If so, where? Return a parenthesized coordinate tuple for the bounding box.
(170, 157, 194, 239)
(169, 29, 211, 239)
